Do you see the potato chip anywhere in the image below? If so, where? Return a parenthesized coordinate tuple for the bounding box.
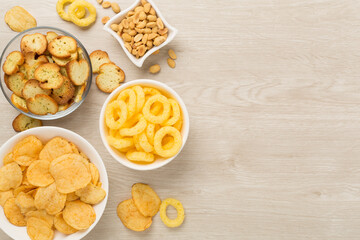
(27, 217, 54, 240)
(13, 185, 36, 197)
(15, 192, 36, 214)
(131, 183, 161, 217)
(63, 200, 96, 230)
(69, 142, 80, 154)
(66, 192, 79, 202)
(5, 6, 37, 32)
(13, 136, 43, 166)
(117, 199, 152, 231)
(27, 160, 54, 187)
(26, 210, 54, 227)
(50, 154, 91, 194)
(54, 212, 77, 234)
(39, 137, 73, 162)
(3, 152, 14, 165)
(0, 190, 14, 207)
(89, 163, 100, 185)
(0, 162, 23, 191)
(159, 198, 185, 228)
(34, 183, 66, 215)
(75, 183, 106, 205)
(4, 198, 27, 226)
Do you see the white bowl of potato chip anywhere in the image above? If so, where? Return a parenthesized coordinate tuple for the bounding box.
(0, 126, 108, 240)
(99, 79, 189, 171)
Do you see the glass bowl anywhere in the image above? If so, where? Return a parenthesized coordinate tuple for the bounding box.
(0, 26, 92, 120)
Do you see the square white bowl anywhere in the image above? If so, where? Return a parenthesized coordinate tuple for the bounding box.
(0, 126, 108, 240)
(104, 0, 178, 67)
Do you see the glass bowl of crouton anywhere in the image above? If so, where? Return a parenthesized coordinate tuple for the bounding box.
(0, 26, 92, 120)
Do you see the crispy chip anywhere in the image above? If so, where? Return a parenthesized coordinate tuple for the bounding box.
(54, 212, 78, 234)
(63, 200, 96, 230)
(0, 162, 23, 191)
(49, 154, 91, 194)
(25, 210, 54, 228)
(5, 6, 37, 32)
(131, 183, 161, 217)
(13, 136, 43, 166)
(15, 192, 36, 214)
(13, 185, 36, 197)
(0, 190, 14, 207)
(39, 137, 73, 162)
(75, 183, 106, 205)
(3, 152, 14, 165)
(4, 198, 26, 226)
(89, 163, 100, 185)
(34, 183, 66, 215)
(117, 199, 152, 231)
(27, 160, 54, 187)
(27, 217, 54, 240)
(66, 192, 79, 202)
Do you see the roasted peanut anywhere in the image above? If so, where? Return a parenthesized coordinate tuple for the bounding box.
(111, 2, 121, 13)
(102, 1, 111, 8)
(97, 0, 103, 4)
(111, 24, 119, 31)
(102, 16, 110, 24)
(153, 36, 166, 46)
(122, 33, 132, 42)
(168, 49, 177, 60)
(152, 49, 160, 55)
(167, 58, 176, 68)
(149, 64, 161, 74)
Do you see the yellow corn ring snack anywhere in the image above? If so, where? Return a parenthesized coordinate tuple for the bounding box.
(162, 99, 180, 126)
(107, 136, 134, 150)
(126, 151, 154, 163)
(138, 132, 153, 153)
(117, 88, 137, 118)
(105, 100, 127, 130)
(160, 198, 185, 228)
(154, 126, 182, 158)
(56, 0, 86, 22)
(132, 86, 145, 113)
(142, 95, 171, 124)
(68, 0, 97, 27)
(119, 114, 147, 137)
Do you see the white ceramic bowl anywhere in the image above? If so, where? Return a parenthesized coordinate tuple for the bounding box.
(104, 0, 178, 67)
(99, 79, 189, 171)
(0, 127, 108, 240)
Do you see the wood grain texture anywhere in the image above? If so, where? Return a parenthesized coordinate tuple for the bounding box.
(1, 0, 360, 239)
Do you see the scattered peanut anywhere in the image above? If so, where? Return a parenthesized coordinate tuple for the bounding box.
(111, 2, 121, 13)
(167, 58, 176, 68)
(168, 49, 177, 60)
(97, 0, 103, 4)
(102, 16, 110, 24)
(149, 64, 161, 74)
(152, 50, 160, 55)
(109, 2, 168, 58)
(102, 1, 111, 8)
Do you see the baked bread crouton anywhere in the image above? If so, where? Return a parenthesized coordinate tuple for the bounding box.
(66, 59, 89, 86)
(20, 33, 47, 55)
(25, 61, 45, 80)
(12, 114, 42, 132)
(3, 51, 24, 75)
(51, 76, 75, 105)
(4, 72, 26, 97)
(74, 84, 86, 103)
(22, 79, 51, 100)
(96, 63, 125, 93)
(48, 36, 77, 58)
(46, 31, 58, 44)
(26, 94, 58, 115)
(34, 63, 64, 89)
(52, 50, 78, 67)
(11, 94, 28, 112)
(24, 52, 48, 66)
(89, 50, 111, 73)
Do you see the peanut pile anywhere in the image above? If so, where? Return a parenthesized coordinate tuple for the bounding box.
(110, 0, 168, 58)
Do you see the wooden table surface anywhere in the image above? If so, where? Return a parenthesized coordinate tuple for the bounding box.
(1, 0, 360, 239)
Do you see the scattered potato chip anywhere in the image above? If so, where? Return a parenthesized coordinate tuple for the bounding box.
(117, 199, 152, 232)
(34, 183, 67, 215)
(27, 217, 54, 240)
(26, 210, 54, 228)
(0, 190, 14, 207)
(13, 135, 43, 166)
(75, 183, 106, 205)
(5, 6, 37, 32)
(131, 183, 161, 217)
(4, 198, 27, 226)
(39, 137, 73, 162)
(54, 212, 78, 234)
(0, 162, 23, 191)
(63, 200, 96, 230)
(50, 154, 91, 194)
(27, 160, 54, 187)
(15, 192, 36, 214)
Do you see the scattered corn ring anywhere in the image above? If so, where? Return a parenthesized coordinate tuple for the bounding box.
(160, 198, 185, 228)
(154, 126, 182, 158)
(56, 0, 86, 21)
(142, 95, 171, 124)
(68, 0, 97, 27)
(105, 100, 127, 130)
